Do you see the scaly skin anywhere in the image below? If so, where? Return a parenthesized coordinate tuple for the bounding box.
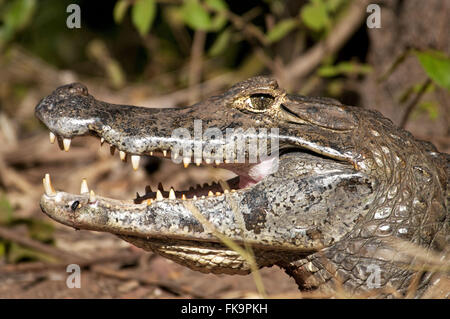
(35, 77, 448, 297)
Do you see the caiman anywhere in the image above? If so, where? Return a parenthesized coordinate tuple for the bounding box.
(34, 77, 449, 297)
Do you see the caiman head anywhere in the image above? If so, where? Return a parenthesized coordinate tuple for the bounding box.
(35, 77, 448, 293)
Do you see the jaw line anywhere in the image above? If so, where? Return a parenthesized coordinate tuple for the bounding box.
(38, 184, 288, 250)
(37, 152, 282, 246)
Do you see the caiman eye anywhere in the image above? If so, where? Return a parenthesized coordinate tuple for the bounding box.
(247, 94, 275, 111)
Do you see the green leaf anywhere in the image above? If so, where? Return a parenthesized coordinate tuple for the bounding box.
(205, 0, 227, 11)
(181, 0, 212, 31)
(206, 0, 228, 31)
(8, 242, 56, 263)
(417, 101, 439, 120)
(336, 61, 355, 73)
(327, 79, 344, 96)
(0, 194, 13, 225)
(208, 28, 231, 56)
(318, 61, 372, 77)
(113, 0, 130, 24)
(414, 50, 450, 90)
(326, 0, 346, 13)
(131, 0, 156, 36)
(300, 0, 329, 32)
(28, 219, 54, 243)
(165, 6, 185, 27)
(266, 18, 297, 44)
(318, 65, 339, 77)
(3, 0, 36, 31)
(106, 61, 126, 89)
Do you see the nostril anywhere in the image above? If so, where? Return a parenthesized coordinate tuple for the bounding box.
(68, 83, 88, 96)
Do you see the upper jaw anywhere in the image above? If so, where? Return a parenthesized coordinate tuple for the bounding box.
(35, 86, 267, 157)
(35, 82, 289, 193)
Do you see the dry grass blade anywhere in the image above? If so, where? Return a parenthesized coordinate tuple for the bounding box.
(382, 237, 450, 272)
(183, 201, 267, 298)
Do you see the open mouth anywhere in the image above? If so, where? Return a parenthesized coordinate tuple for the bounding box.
(42, 130, 280, 205)
(35, 79, 360, 209)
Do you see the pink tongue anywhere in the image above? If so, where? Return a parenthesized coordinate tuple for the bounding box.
(236, 156, 278, 189)
(238, 176, 259, 188)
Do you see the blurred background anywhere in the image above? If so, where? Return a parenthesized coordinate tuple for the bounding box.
(0, 0, 448, 298)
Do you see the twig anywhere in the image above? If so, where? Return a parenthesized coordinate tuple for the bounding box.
(399, 78, 432, 128)
(203, 3, 267, 47)
(282, 0, 369, 84)
(202, 2, 275, 72)
(254, 47, 278, 74)
(0, 251, 140, 273)
(0, 225, 85, 262)
(1, 134, 83, 163)
(0, 155, 37, 196)
(90, 264, 208, 298)
(141, 73, 233, 108)
(188, 30, 206, 104)
(0, 225, 207, 298)
(377, 49, 411, 83)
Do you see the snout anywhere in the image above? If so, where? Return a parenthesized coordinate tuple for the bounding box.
(34, 84, 97, 139)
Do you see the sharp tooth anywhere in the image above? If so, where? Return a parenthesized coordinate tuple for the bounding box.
(216, 192, 221, 196)
(100, 137, 105, 145)
(195, 158, 201, 166)
(218, 179, 230, 192)
(49, 132, 56, 144)
(224, 158, 231, 164)
(147, 199, 153, 205)
(157, 182, 164, 191)
(173, 153, 178, 160)
(183, 157, 190, 168)
(201, 195, 205, 199)
(231, 189, 236, 193)
(89, 190, 96, 203)
(156, 190, 164, 201)
(224, 189, 229, 194)
(181, 194, 186, 200)
(63, 138, 71, 152)
(169, 188, 176, 199)
(149, 151, 153, 156)
(208, 191, 213, 197)
(193, 195, 197, 200)
(215, 159, 220, 165)
(120, 151, 126, 161)
(205, 158, 211, 164)
(80, 178, 89, 194)
(131, 155, 140, 171)
(163, 150, 167, 157)
(145, 185, 152, 194)
(43, 173, 55, 196)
